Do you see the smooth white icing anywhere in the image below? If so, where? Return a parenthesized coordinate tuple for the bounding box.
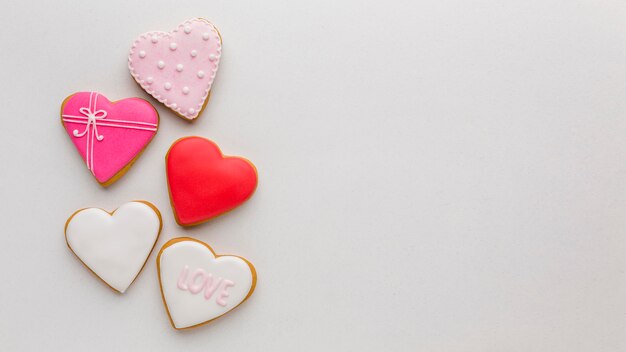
(159, 240, 254, 329)
(65, 202, 160, 293)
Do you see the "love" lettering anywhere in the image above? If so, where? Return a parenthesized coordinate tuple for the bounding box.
(176, 265, 235, 307)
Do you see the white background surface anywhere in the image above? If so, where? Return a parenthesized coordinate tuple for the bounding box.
(1, 0, 626, 350)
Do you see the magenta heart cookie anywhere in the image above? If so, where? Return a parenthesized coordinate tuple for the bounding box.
(61, 92, 159, 186)
(128, 18, 222, 121)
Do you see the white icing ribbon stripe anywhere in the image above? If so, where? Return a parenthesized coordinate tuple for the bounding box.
(62, 92, 157, 174)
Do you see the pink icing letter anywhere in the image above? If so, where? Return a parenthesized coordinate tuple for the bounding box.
(203, 274, 224, 301)
(176, 265, 190, 290)
(216, 280, 235, 307)
(188, 268, 208, 294)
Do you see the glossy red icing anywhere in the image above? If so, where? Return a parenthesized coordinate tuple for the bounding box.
(166, 137, 258, 226)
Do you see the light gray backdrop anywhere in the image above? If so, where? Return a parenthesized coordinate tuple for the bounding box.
(1, 0, 626, 350)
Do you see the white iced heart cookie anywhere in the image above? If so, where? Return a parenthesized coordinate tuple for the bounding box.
(65, 201, 162, 293)
(157, 238, 257, 329)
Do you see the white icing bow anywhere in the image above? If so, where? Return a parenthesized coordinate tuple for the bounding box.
(72, 106, 108, 141)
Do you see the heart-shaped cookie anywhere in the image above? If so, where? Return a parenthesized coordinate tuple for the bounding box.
(157, 238, 256, 329)
(65, 201, 162, 293)
(128, 18, 222, 120)
(166, 136, 258, 226)
(61, 92, 159, 186)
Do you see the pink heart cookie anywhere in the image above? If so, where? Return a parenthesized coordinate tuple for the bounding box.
(61, 92, 159, 186)
(128, 18, 222, 121)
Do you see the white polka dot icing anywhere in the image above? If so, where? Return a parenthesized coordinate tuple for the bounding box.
(151, 35, 158, 43)
(128, 18, 222, 120)
(182, 87, 190, 95)
(170, 42, 177, 50)
(146, 77, 154, 84)
(139, 50, 146, 58)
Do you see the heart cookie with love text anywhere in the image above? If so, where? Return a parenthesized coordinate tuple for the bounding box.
(128, 18, 222, 120)
(157, 238, 256, 329)
(166, 136, 258, 226)
(65, 201, 162, 293)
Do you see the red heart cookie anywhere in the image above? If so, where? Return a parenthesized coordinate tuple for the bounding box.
(166, 137, 258, 226)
